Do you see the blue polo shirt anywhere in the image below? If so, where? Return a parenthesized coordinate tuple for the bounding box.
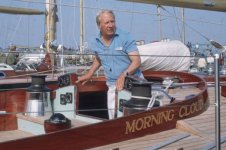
(91, 28, 142, 85)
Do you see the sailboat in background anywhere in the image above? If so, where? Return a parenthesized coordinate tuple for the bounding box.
(0, 0, 62, 77)
(0, 0, 95, 78)
(0, 4, 45, 72)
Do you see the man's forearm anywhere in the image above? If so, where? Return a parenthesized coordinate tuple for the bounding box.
(124, 61, 140, 75)
(88, 57, 101, 75)
(126, 51, 141, 75)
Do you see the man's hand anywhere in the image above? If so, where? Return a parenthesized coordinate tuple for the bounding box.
(115, 73, 126, 91)
(76, 73, 92, 85)
(76, 56, 101, 85)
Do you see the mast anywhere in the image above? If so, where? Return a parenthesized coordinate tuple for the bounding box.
(157, 5, 163, 40)
(45, 0, 58, 66)
(181, 8, 185, 44)
(80, 0, 84, 61)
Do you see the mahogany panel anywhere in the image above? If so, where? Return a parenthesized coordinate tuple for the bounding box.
(1, 89, 27, 131)
(77, 80, 108, 92)
(221, 86, 226, 97)
(0, 115, 16, 131)
(0, 90, 6, 110)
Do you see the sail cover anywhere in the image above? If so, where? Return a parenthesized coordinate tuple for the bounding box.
(138, 40, 190, 71)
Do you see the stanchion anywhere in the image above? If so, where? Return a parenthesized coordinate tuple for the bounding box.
(214, 54, 221, 150)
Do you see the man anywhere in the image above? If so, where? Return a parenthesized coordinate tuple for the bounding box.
(76, 10, 143, 119)
(6, 45, 19, 65)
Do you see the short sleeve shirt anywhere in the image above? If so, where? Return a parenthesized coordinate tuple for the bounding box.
(92, 28, 142, 85)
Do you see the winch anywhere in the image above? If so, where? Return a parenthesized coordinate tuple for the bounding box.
(25, 75, 52, 117)
(122, 76, 160, 116)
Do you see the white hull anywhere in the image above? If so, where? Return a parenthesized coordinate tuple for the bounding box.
(0, 63, 14, 71)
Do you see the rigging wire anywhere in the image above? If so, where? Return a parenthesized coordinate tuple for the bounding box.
(9, 1, 30, 44)
(172, 7, 182, 41)
(4, 0, 226, 52)
(9, 15, 23, 44)
(12, 0, 226, 27)
(129, 2, 134, 33)
(157, 6, 222, 44)
(10, 0, 226, 47)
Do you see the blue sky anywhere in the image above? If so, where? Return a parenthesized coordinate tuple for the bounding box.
(0, 0, 226, 49)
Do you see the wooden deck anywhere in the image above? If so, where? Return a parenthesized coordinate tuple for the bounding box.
(91, 87, 226, 150)
(0, 130, 33, 143)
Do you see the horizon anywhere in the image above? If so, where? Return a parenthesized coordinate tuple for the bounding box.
(0, 0, 226, 49)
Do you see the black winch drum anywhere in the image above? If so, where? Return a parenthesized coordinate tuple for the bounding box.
(123, 81, 154, 116)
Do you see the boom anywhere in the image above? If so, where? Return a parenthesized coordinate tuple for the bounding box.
(0, 6, 44, 15)
(119, 0, 226, 12)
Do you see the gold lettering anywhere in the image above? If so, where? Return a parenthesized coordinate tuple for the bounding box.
(159, 110, 174, 122)
(179, 99, 204, 118)
(185, 106, 191, 116)
(135, 118, 144, 131)
(143, 116, 152, 129)
(125, 99, 206, 134)
(125, 110, 175, 134)
(125, 120, 136, 134)
(168, 110, 175, 121)
(179, 106, 186, 118)
(151, 114, 160, 125)
(190, 103, 196, 114)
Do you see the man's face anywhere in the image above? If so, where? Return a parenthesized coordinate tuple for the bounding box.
(99, 12, 116, 38)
